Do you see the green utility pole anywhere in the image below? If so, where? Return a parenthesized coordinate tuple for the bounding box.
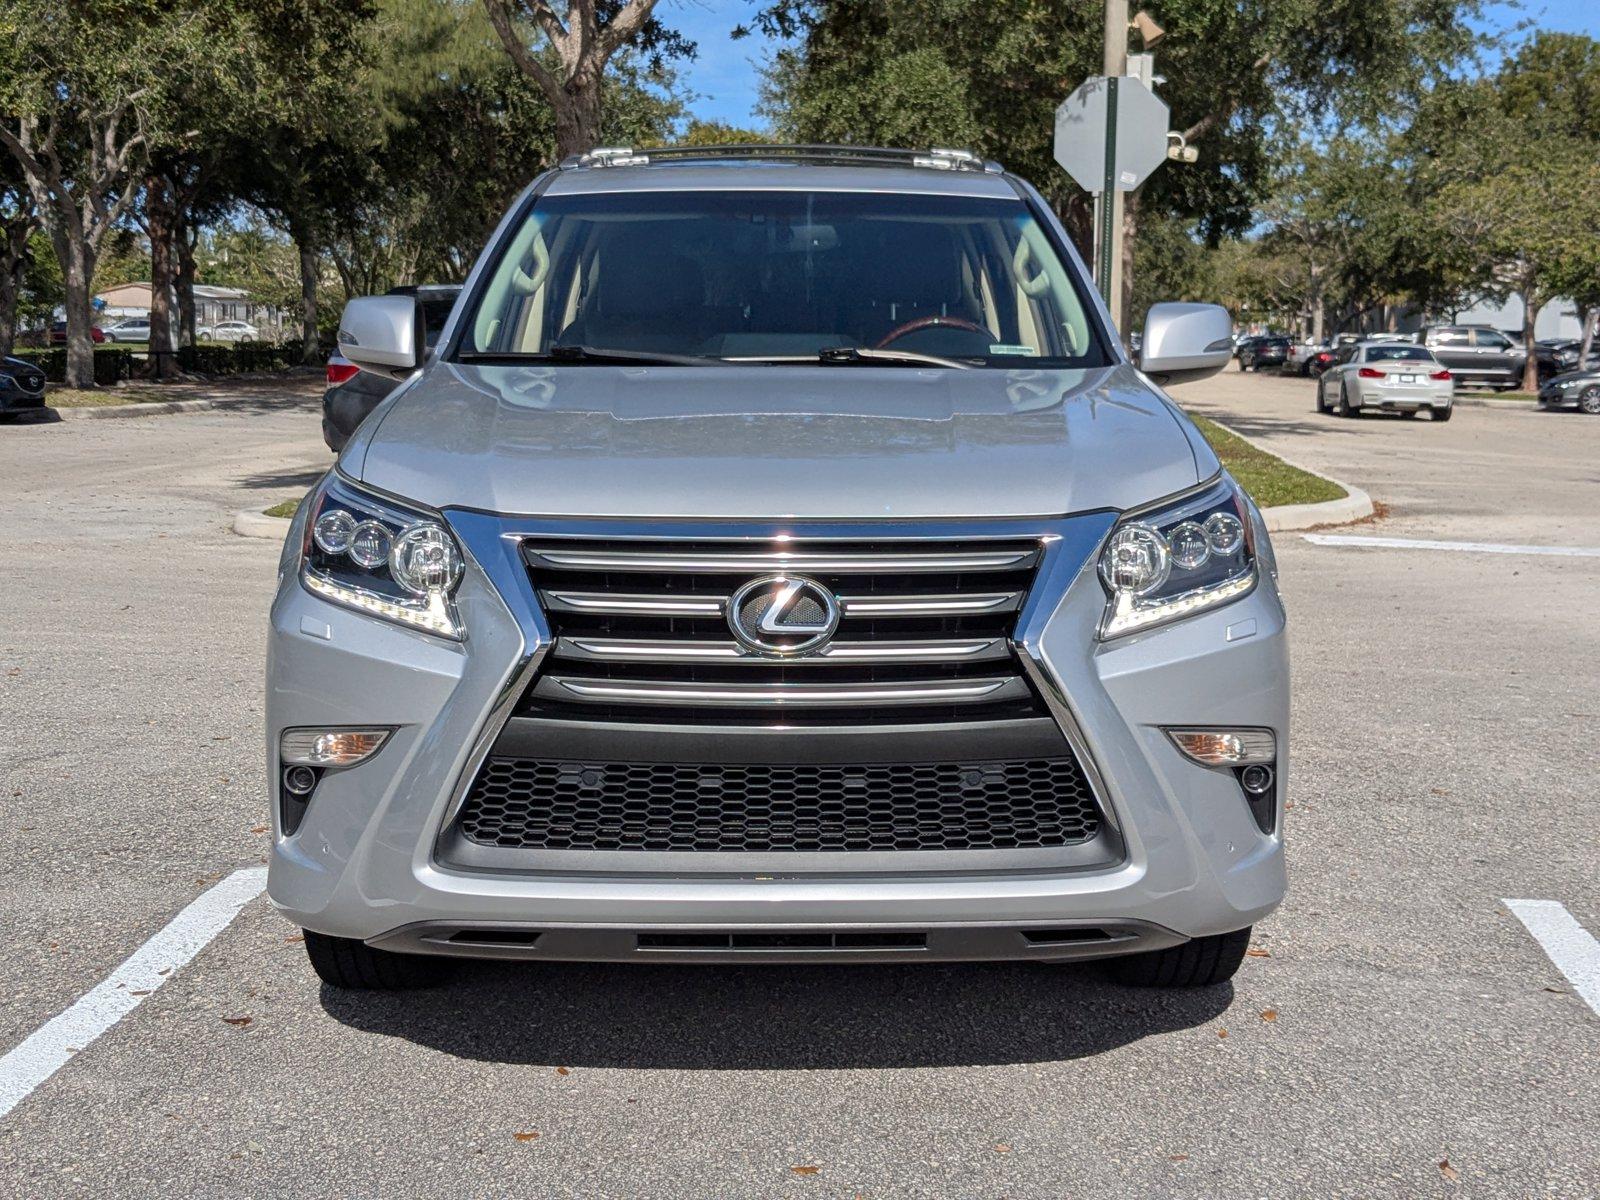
(1098, 0, 1129, 328)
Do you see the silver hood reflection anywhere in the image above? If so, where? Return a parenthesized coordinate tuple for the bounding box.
(350, 362, 1213, 519)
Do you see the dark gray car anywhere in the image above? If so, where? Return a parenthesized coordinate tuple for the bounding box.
(322, 285, 460, 451)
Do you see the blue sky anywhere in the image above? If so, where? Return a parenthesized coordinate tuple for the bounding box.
(669, 0, 1600, 130)
(664, 0, 782, 128)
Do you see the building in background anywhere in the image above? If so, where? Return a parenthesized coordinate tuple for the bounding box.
(91, 282, 284, 341)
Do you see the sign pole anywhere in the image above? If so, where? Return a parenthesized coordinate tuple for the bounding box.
(1099, 0, 1128, 328)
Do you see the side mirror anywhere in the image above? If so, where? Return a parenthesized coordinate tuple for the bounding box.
(1137, 302, 1234, 385)
(337, 295, 422, 377)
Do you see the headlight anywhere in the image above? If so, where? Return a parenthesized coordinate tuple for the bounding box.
(300, 475, 465, 639)
(1098, 477, 1258, 638)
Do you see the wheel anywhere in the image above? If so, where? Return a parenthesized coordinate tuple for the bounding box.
(1433, 404, 1453, 422)
(1106, 927, 1253, 988)
(1337, 383, 1354, 417)
(1400, 409, 1418, 418)
(1580, 385, 1600, 415)
(303, 929, 451, 990)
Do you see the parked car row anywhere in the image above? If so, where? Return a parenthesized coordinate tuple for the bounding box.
(55, 317, 263, 345)
(1247, 325, 1598, 393)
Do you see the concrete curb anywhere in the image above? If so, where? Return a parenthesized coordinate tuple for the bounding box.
(52, 392, 315, 421)
(1452, 394, 1537, 409)
(233, 510, 292, 540)
(1202, 414, 1376, 532)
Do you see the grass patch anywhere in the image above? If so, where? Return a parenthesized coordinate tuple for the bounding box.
(46, 385, 178, 407)
(1187, 413, 1347, 508)
(262, 499, 300, 519)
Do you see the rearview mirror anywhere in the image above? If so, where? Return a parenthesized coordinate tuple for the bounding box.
(1137, 302, 1233, 385)
(337, 295, 421, 377)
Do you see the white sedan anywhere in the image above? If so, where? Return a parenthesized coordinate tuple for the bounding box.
(1316, 341, 1454, 421)
(201, 319, 260, 342)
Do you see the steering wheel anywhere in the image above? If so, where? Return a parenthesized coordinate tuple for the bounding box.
(875, 315, 988, 349)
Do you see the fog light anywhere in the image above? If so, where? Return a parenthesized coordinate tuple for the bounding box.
(1239, 763, 1275, 795)
(283, 765, 318, 796)
(1167, 728, 1275, 766)
(280, 727, 391, 768)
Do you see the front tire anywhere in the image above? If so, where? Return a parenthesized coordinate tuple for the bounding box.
(303, 930, 450, 990)
(1107, 927, 1253, 988)
(1433, 405, 1454, 422)
(1580, 385, 1600, 415)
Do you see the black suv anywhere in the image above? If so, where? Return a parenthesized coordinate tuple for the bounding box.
(1414, 326, 1526, 390)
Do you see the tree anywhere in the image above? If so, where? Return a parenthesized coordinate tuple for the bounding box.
(1406, 32, 1600, 389)
(481, 0, 693, 158)
(0, 1, 208, 385)
(0, 157, 37, 356)
(746, 0, 1486, 319)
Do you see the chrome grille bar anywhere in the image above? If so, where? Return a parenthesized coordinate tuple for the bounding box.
(555, 635, 1011, 665)
(526, 545, 1038, 573)
(532, 675, 1031, 708)
(541, 589, 1022, 617)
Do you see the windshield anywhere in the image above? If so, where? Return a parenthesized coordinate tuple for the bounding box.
(459, 189, 1107, 367)
(1366, 345, 1432, 362)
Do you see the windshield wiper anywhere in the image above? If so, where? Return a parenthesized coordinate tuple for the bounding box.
(816, 346, 974, 370)
(458, 346, 729, 367)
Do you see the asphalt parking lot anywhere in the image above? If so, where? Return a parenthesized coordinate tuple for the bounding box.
(1, 374, 1596, 1198)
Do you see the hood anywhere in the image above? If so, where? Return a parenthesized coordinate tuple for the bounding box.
(354, 362, 1208, 520)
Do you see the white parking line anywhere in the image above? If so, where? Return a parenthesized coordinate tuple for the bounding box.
(1504, 899, 1600, 1017)
(1304, 534, 1600, 558)
(0, 867, 267, 1120)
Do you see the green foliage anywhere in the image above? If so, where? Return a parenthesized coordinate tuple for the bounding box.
(749, 0, 1486, 243)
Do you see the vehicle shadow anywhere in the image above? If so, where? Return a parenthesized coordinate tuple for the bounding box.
(234, 465, 325, 491)
(319, 959, 1232, 1069)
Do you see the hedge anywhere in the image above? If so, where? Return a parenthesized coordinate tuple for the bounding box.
(10, 339, 331, 384)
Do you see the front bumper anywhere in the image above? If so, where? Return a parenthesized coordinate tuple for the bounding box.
(266, 504, 1289, 960)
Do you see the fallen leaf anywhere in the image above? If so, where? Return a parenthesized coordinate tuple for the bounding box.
(130, 989, 150, 997)
(513, 1131, 541, 1143)
(1542, 986, 1567, 994)
(1169, 1154, 1189, 1162)
(1260, 1008, 1278, 1022)
(1431, 787, 1449, 797)
(250, 825, 267, 834)
(1217, 1028, 1228, 1039)
(246, 1141, 265, 1154)
(791, 1166, 820, 1176)
(1439, 1159, 1460, 1182)
(555, 1066, 570, 1076)
(285, 935, 304, 943)
(1246, 948, 1271, 958)
(222, 1016, 253, 1027)
(992, 1144, 1011, 1154)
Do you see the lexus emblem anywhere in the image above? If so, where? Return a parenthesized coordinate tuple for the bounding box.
(726, 574, 841, 656)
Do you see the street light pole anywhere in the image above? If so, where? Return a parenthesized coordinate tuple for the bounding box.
(1097, 0, 1129, 330)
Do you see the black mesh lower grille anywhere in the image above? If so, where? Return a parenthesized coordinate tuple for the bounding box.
(457, 756, 1101, 852)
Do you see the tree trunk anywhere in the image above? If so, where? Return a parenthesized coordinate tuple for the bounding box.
(554, 73, 605, 160)
(174, 205, 198, 349)
(62, 238, 98, 389)
(1579, 307, 1597, 369)
(1521, 288, 1539, 393)
(145, 174, 177, 378)
(295, 234, 320, 366)
(0, 230, 27, 360)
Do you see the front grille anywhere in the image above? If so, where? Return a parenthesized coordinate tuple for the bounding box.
(457, 756, 1100, 852)
(519, 535, 1048, 725)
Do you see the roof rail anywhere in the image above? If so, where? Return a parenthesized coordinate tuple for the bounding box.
(562, 144, 1004, 173)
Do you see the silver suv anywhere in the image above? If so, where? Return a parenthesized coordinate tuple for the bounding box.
(267, 145, 1286, 992)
